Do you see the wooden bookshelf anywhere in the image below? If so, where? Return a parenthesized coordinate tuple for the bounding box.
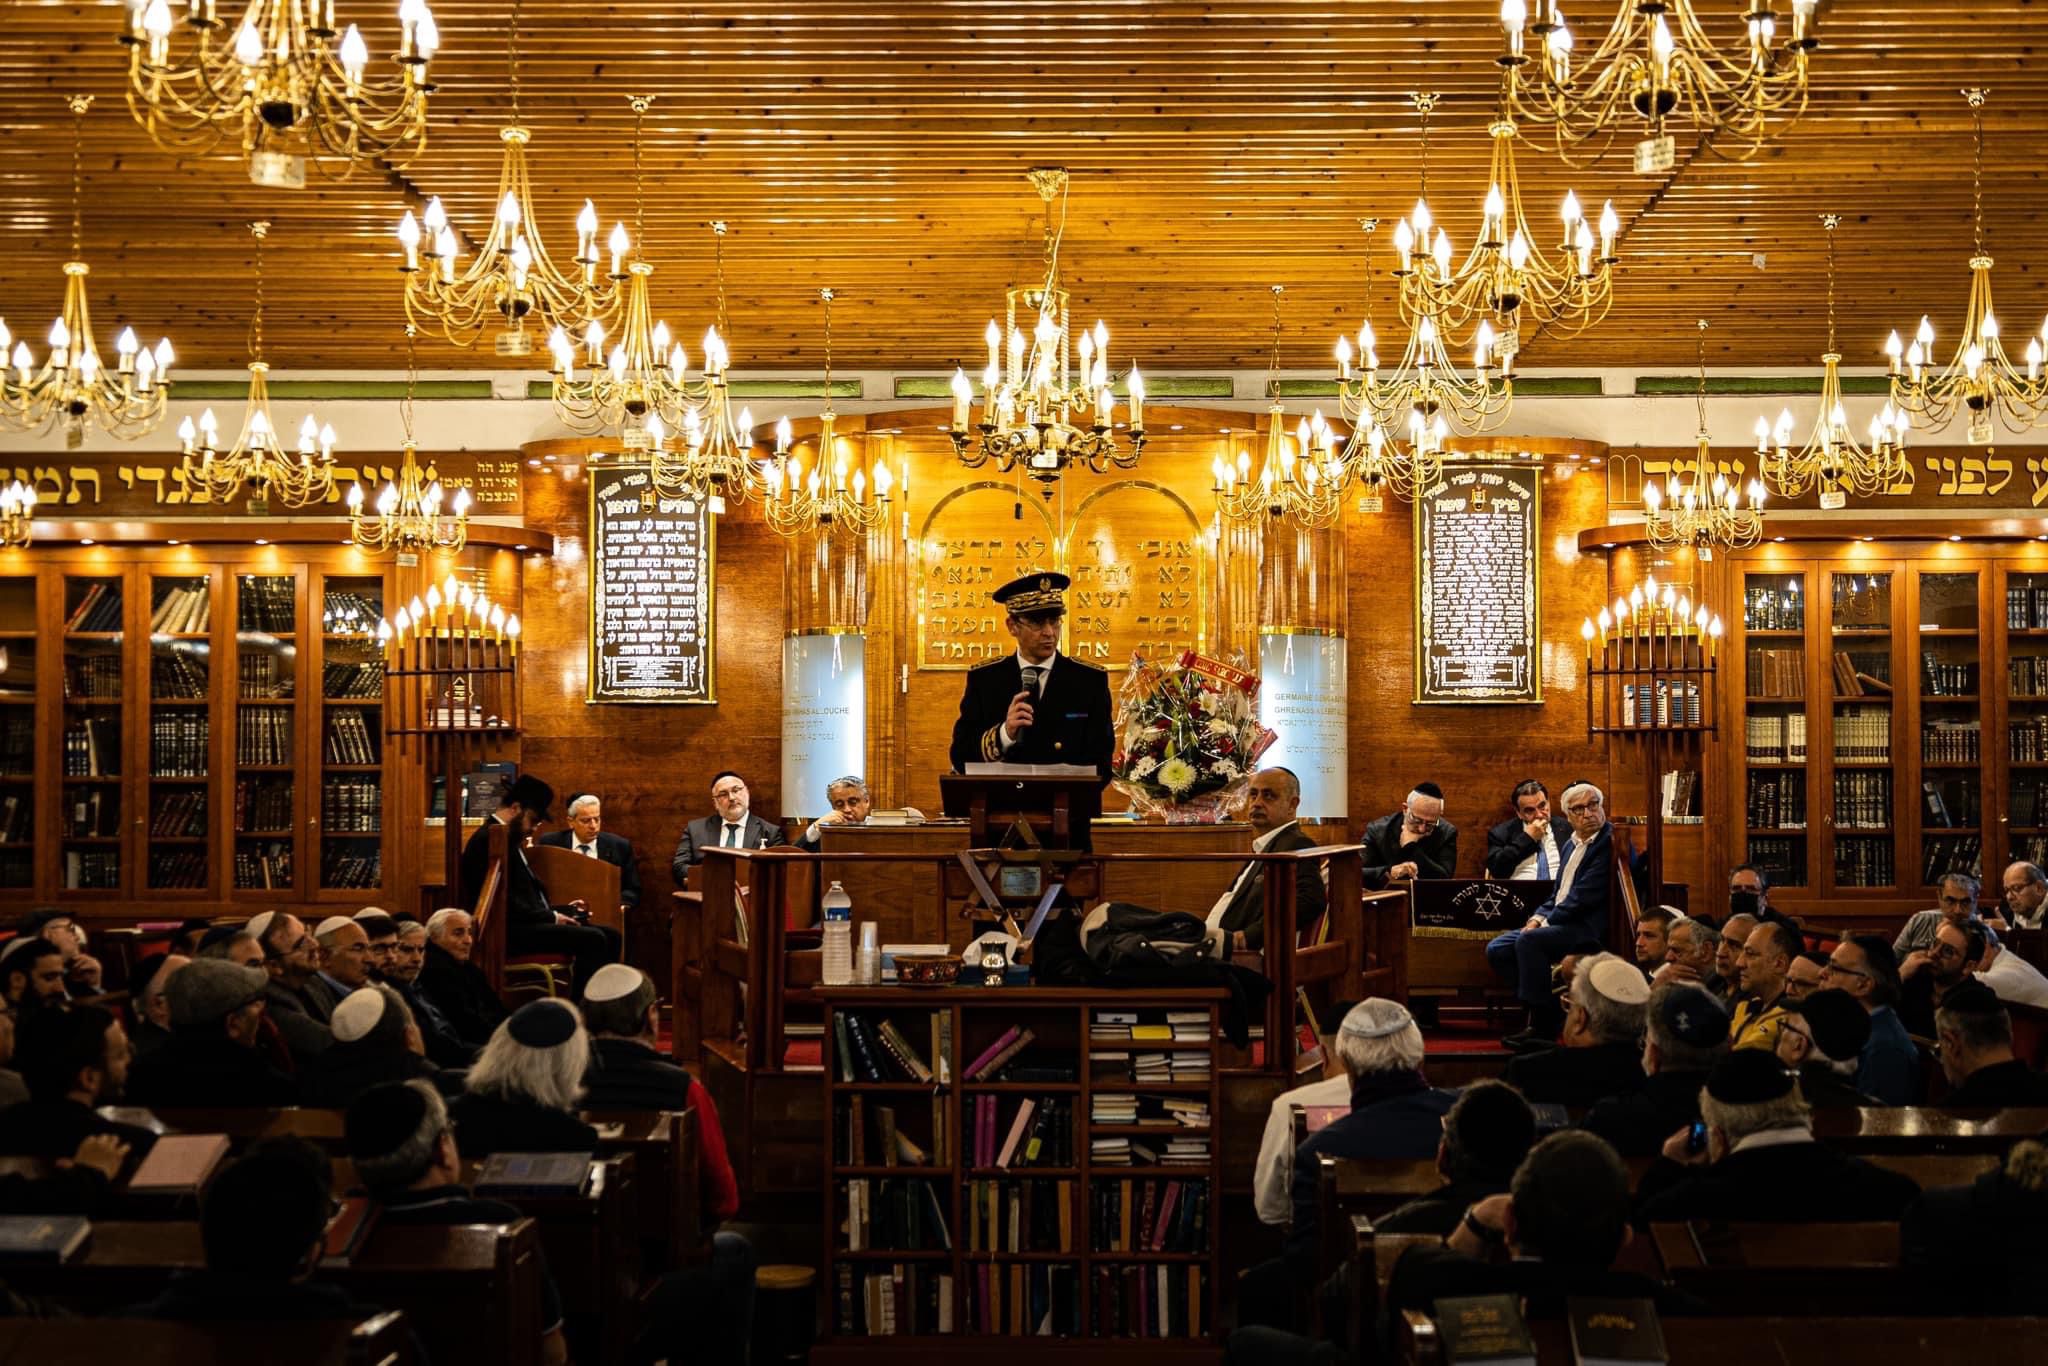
(817, 986, 1224, 1362)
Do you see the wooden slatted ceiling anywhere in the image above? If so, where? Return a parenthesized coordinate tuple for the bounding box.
(0, 0, 2041, 373)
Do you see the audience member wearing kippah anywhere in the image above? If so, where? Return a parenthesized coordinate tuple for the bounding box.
(1581, 982, 1730, 1157)
(1935, 979, 2048, 1107)
(0, 1005, 156, 1180)
(448, 1000, 599, 1158)
(1776, 988, 1881, 1107)
(1903, 1138, 2048, 1316)
(418, 909, 508, 1049)
(254, 911, 339, 1063)
(126, 958, 297, 1108)
(301, 985, 457, 1109)
(1502, 954, 1650, 1108)
(1631, 1048, 1920, 1226)
(384, 917, 475, 1068)
(128, 952, 187, 1063)
(1374, 1081, 1538, 1236)
(19, 910, 102, 996)
(344, 1082, 569, 1364)
(313, 916, 373, 1003)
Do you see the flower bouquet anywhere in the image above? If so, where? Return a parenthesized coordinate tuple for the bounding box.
(1111, 650, 1277, 823)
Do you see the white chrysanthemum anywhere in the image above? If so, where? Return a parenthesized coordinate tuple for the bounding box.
(1206, 716, 1233, 737)
(1210, 759, 1240, 781)
(1131, 755, 1160, 779)
(1158, 757, 1198, 794)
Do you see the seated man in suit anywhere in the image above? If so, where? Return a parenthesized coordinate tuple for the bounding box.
(1359, 782, 1458, 890)
(947, 570, 1115, 774)
(795, 775, 873, 853)
(1208, 767, 1325, 954)
(459, 775, 622, 996)
(1486, 781, 1614, 1048)
(671, 770, 788, 879)
(535, 791, 642, 910)
(1484, 778, 1573, 881)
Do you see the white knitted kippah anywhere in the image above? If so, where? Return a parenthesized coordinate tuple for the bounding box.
(1338, 998, 1414, 1040)
(246, 911, 278, 944)
(314, 916, 356, 939)
(1589, 956, 1652, 1005)
(584, 963, 644, 1003)
(330, 987, 388, 1043)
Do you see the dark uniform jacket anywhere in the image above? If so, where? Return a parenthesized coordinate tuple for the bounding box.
(1579, 1067, 1712, 1157)
(126, 1034, 299, 1108)
(418, 942, 508, 1048)
(1501, 1039, 1645, 1110)
(948, 653, 1114, 773)
(1484, 814, 1575, 881)
(448, 1090, 599, 1158)
(536, 828, 643, 908)
(1360, 811, 1459, 890)
(1214, 823, 1326, 952)
(1633, 1137, 1921, 1226)
(671, 812, 787, 880)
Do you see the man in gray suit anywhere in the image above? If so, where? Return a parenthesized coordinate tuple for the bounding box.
(671, 770, 788, 881)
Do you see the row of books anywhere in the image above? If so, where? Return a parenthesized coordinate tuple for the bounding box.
(322, 709, 380, 765)
(1089, 1009, 1207, 1042)
(1620, 682, 1702, 728)
(2016, 836, 2048, 867)
(1831, 771, 1892, 830)
(147, 850, 208, 889)
(63, 655, 121, 699)
(971, 1095, 1070, 1170)
(1091, 1177, 1209, 1253)
(832, 1011, 950, 1085)
(833, 1262, 955, 1336)
(238, 577, 296, 633)
(1746, 838, 1801, 887)
(1833, 650, 1892, 697)
(2011, 716, 2048, 762)
(1091, 1263, 1206, 1339)
(234, 778, 293, 832)
(1834, 837, 1895, 888)
(65, 787, 119, 838)
(62, 850, 119, 889)
(1924, 720, 1981, 764)
(319, 845, 381, 890)
(321, 779, 382, 833)
(2012, 780, 2047, 827)
(1921, 653, 1975, 697)
(321, 592, 383, 634)
(149, 710, 210, 778)
(2011, 655, 2048, 697)
(1088, 1135, 1208, 1167)
(838, 1094, 942, 1168)
(962, 1025, 1040, 1082)
(236, 708, 294, 765)
(62, 718, 120, 777)
(966, 1177, 1073, 1253)
(1089, 1094, 1208, 1129)
(2007, 582, 2048, 630)
(0, 852, 27, 889)
(1742, 585, 1804, 632)
(0, 794, 29, 843)
(322, 660, 384, 699)
(149, 789, 207, 838)
(1925, 780, 1982, 829)
(1744, 712, 1808, 763)
(1093, 1050, 1209, 1085)
(149, 584, 212, 634)
(1659, 768, 1702, 821)
(970, 1263, 1082, 1338)
(843, 1177, 952, 1252)
(1834, 705, 1892, 761)
(1746, 647, 1805, 699)
(151, 652, 209, 700)
(1922, 834, 1984, 885)
(0, 713, 30, 775)
(64, 583, 123, 633)
(239, 654, 292, 699)
(234, 842, 293, 889)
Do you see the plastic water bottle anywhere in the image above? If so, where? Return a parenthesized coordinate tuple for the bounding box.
(822, 881, 853, 922)
(822, 921, 853, 986)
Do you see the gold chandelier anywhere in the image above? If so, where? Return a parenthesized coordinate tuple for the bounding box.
(1884, 90, 2048, 446)
(948, 168, 1146, 489)
(1215, 288, 1344, 530)
(1497, 0, 1817, 173)
(395, 0, 619, 355)
(0, 483, 36, 549)
(121, 0, 438, 187)
(1644, 321, 1764, 560)
(1755, 214, 1909, 509)
(1334, 218, 1512, 507)
(177, 221, 337, 512)
(763, 290, 896, 537)
(1393, 93, 1618, 354)
(549, 99, 759, 510)
(0, 96, 175, 449)
(347, 329, 469, 556)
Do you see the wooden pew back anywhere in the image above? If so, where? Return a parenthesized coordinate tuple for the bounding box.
(0, 1314, 417, 1366)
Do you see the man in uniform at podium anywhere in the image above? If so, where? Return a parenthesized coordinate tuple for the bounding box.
(949, 571, 1114, 774)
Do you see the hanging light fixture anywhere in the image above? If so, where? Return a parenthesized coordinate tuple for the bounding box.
(395, 0, 619, 355)
(1884, 89, 2048, 447)
(762, 290, 898, 537)
(1396, 93, 1619, 356)
(120, 0, 438, 187)
(1754, 214, 1909, 509)
(0, 96, 175, 449)
(1214, 287, 1344, 529)
(347, 327, 469, 556)
(948, 168, 1146, 489)
(548, 98, 759, 510)
(176, 221, 337, 512)
(1496, 0, 1817, 174)
(0, 483, 36, 549)
(1644, 320, 1764, 560)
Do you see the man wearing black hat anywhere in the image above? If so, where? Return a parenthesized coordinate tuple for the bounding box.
(1934, 979, 2048, 1107)
(459, 773, 621, 995)
(947, 570, 1114, 774)
(1632, 1049, 1920, 1225)
(1581, 983, 1729, 1157)
(1776, 989, 1880, 1107)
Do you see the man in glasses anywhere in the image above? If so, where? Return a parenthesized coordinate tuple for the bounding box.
(1894, 872, 2000, 960)
(1994, 860, 2048, 932)
(1360, 782, 1459, 891)
(1818, 934, 1918, 1105)
(1774, 989, 1879, 1108)
(1934, 980, 2048, 1107)
(1899, 919, 1983, 1038)
(251, 911, 335, 1064)
(1487, 782, 1615, 1048)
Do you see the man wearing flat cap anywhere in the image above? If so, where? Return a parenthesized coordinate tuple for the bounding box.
(459, 773, 622, 995)
(1631, 1049, 1919, 1225)
(125, 958, 298, 1107)
(948, 570, 1114, 774)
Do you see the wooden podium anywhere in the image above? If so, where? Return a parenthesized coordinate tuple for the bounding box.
(937, 770, 1107, 849)
(525, 842, 626, 934)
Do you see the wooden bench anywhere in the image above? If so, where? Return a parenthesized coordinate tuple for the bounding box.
(1400, 1316, 2048, 1366)
(1648, 1220, 1913, 1313)
(0, 1314, 418, 1366)
(3, 1221, 544, 1366)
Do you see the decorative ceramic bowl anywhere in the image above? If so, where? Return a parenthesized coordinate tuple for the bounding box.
(894, 953, 962, 986)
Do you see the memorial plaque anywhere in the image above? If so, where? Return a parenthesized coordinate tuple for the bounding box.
(1067, 481, 1205, 668)
(588, 462, 716, 703)
(915, 483, 1055, 670)
(1415, 463, 1542, 704)
(1411, 878, 1554, 939)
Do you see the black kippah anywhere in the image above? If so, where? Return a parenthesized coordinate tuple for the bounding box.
(345, 1082, 431, 1160)
(1707, 1047, 1796, 1104)
(507, 998, 579, 1048)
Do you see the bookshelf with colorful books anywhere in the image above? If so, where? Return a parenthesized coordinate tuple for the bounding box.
(315, 576, 386, 895)
(819, 987, 1224, 1361)
(234, 571, 302, 896)
(0, 576, 35, 889)
(145, 573, 218, 893)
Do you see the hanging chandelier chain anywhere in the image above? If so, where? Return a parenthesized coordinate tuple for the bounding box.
(712, 221, 730, 341)
(401, 323, 418, 442)
(1412, 92, 1438, 203)
(629, 96, 651, 257)
(66, 94, 92, 259)
(249, 220, 270, 363)
(507, 0, 522, 123)
(820, 287, 835, 397)
(1693, 317, 1710, 439)
(1966, 88, 1987, 257)
(1268, 284, 1284, 379)
(1821, 212, 1839, 353)
(1360, 219, 1379, 327)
